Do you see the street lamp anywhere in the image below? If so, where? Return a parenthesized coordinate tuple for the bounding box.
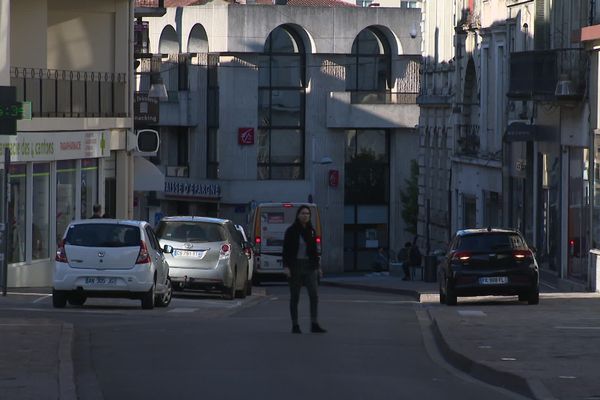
(148, 74, 168, 100)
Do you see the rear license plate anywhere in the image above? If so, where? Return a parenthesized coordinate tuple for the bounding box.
(479, 276, 508, 285)
(85, 277, 117, 285)
(174, 250, 203, 258)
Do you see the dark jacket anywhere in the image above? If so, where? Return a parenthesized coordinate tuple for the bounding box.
(282, 222, 320, 270)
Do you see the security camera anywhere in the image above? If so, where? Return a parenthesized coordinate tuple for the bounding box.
(409, 27, 418, 39)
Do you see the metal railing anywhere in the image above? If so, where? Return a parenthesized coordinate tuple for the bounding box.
(456, 124, 480, 156)
(11, 67, 128, 118)
(508, 48, 587, 99)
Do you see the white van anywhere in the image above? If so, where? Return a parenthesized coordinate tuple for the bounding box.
(250, 203, 322, 283)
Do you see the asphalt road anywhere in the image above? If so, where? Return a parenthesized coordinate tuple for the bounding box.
(1, 285, 529, 400)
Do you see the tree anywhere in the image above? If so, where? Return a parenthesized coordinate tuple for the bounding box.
(400, 159, 418, 235)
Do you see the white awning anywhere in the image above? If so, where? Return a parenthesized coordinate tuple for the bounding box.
(134, 156, 165, 191)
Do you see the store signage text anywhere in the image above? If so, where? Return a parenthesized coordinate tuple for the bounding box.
(164, 181, 221, 198)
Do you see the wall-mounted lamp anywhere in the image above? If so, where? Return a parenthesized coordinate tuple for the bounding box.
(409, 24, 418, 39)
(148, 74, 168, 100)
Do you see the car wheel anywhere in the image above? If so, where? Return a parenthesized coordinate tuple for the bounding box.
(141, 282, 156, 309)
(67, 294, 86, 306)
(518, 293, 528, 302)
(224, 272, 236, 300)
(445, 279, 457, 306)
(438, 280, 446, 304)
(527, 288, 540, 305)
(155, 278, 172, 308)
(245, 280, 252, 296)
(52, 289, 67, 308)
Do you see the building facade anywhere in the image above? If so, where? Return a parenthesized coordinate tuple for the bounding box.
(0, 0, 135, 287)
(420, 0, 596, 290)
(138, 1, 422, 272)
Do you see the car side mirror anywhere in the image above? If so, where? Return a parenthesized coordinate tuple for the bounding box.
(163, 244, 173, 254)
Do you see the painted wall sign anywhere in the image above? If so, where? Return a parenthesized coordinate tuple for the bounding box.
(238, 127, 254, 145)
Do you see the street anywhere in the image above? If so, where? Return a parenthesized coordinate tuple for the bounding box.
(0, 285, 527, 400)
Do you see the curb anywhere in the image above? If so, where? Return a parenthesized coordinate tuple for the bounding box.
(320, 280, 421, 301)
(427, 311, 534, 399)
(58, 322, 76, 400)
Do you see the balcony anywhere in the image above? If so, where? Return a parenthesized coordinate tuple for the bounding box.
(327, 91, 419, 129)
(456, 124, 480, 156)
(508, 49, 587, 101)
(10, 67, 127, 118)
(135, 0, 166, 17)
(166, 165, 189, 178)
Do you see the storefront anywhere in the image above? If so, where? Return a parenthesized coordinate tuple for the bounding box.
(2, 130, 112, 287)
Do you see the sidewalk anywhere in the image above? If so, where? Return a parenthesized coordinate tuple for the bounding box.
(321, 273, 600, 400)
(0, 317, 75, 400)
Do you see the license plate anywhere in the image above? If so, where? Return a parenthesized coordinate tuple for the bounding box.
(174, 250, 204, 258)
(479, 276, 508, 285)
(85, 277, 117, 285)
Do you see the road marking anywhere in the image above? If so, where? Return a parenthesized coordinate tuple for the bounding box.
(324, 299, 418, 304)
(457, 310, 487, 317)
(32, 295, 51, 303)
(554, 326, 600, 330)
(168, 308, 198, 313)
(558, 376, 576, 379)
(501, 357, 517, 361)
(6, 291, 51, 296)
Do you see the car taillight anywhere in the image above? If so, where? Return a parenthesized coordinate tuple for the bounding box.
(452, 251, 471, 261)
(513, 249, 532, 259)
(220, 243, 231, 259)
(316, 236, 322, 253)
(255, 237, 261, 254)
(244, 247, 252, 258)
(55, 240, 68, 262)
(135, 241, 151, 264)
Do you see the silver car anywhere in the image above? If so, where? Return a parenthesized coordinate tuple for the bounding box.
(156, 216, 249, 300)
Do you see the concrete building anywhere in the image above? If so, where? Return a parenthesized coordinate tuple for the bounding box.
(137, 1, 421, 272)
(0, 0, 135, 286)
(420, 0, 596, 290)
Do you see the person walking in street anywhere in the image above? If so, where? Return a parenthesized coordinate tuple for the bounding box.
(398, 242, 411, 281)
(282, 205, 327, 334)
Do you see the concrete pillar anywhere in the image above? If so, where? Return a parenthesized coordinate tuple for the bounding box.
(0, 0, 10, 86)
(115, 150, 133, 219)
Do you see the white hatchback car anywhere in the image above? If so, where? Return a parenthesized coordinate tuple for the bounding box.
(52, 219, 172, 309)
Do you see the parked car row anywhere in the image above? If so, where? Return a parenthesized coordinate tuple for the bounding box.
(52, 216, 256, 309)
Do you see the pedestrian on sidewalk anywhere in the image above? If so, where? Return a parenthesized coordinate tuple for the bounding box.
(372, 247, 388, 273)
(408, 237, 422, 280)
(282, 205, 327, 334)
(90, 204, 103, 219)
(398, 242, 411, 280)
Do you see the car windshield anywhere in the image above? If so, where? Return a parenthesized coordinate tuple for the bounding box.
(155, 221, 226, 243)
(65, 224, 140, 247)
(457, 233, 528, 252)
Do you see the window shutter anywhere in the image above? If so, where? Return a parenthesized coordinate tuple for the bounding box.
(534, 0, 548, 49)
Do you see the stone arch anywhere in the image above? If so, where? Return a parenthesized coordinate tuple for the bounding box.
(187, 24, 209, 53)
(265, 23, 315, 55)
(158, 25, 178, 54)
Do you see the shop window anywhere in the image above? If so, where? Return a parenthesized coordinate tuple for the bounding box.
(33, 163, 50, 260)
(8, 164, 26, 263)
(56, 160, 76, 246)
(81, 159, 99, 219)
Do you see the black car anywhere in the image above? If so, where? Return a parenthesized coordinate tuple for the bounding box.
(438, 228, 539, 306)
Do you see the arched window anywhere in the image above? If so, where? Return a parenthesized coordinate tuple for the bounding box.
(257, 26, 306, 180)
(347, 28, 391, 102)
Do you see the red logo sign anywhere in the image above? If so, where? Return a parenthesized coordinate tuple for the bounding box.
(329, 169, 339, 187)
(238, 128, 255, 145)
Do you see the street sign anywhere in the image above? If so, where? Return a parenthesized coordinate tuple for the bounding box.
(238, 127, 254, 145)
